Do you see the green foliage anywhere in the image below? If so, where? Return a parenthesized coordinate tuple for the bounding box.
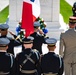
(60, 0, 72, 24)
(0, 5, 9, 23)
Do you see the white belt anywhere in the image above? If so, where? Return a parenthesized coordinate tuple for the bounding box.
(20, 69, 37, 74)
(43, 72, 57, 75)
(0, 71, 9, 75)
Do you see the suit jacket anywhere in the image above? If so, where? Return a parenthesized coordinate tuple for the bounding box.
(59, 28, 76, 63)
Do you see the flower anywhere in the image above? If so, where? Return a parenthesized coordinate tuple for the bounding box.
(35, 17, 48, 34)
(16, 22, 25, 40)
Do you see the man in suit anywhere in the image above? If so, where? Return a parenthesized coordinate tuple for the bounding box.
(0, 24, 21, 55)
(41, 38, 64, 75)
(59, 16, 76, 75)
(0, 38, 16, 75)
(16, 36, 41, 75)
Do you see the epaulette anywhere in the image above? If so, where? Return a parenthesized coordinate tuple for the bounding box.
(33, 49, 38, 52)
(8, 53, 14, 57)
(56, 54, 61, 57)
(33, 49, 39, 60)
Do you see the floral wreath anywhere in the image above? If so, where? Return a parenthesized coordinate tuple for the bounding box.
(35, 17, 48, 35)
(16, 17, 48, 40)
(16, 22, 25, 40)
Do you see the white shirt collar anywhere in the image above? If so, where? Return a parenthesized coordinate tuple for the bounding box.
(49, 51, 54, 52)
(0, 50, 6, 52)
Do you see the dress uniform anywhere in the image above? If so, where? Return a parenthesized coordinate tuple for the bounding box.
(41, 38, 64, 75)
(0, 24, 21, 55)
(30, 21, 47, 54)
(59, 16, 76, 75)
(0, 38, 16, 75)
(16, 36, 41, 75)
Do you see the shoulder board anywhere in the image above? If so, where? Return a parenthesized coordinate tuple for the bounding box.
(33, 49, 38, 52)
(8, 53, 14, 56)
(56, 54, 60, 56)
(56, 54, 62, 58)
(33, 49, 39, 59)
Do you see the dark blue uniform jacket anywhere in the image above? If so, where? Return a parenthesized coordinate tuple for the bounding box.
(41, 52, 64, 75)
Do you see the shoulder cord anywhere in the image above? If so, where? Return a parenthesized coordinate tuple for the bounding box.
(9, 54, 13, 68)
(35, 52, 39, 60)
(59, 55, 62, 68)
(33, 49, 39, 60)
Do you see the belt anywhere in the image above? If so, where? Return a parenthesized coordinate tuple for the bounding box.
(0, 71, 9, 75)
(43, 72, 58, 75)
(20, 69, 37, 74)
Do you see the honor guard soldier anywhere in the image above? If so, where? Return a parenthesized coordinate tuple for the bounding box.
(0, 38, 16, 75)
(59, 16, 76, 75)
(41, 38, 64, 75)
(16, 36, 41, 75)
(0, 24, 21, 55)
(30, 21, 47, 54)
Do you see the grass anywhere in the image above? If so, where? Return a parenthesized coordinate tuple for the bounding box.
(60, 0, 72, 24)
(0, 5, 9, 23)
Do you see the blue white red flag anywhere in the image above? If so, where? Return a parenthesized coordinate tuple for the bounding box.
(21, 0, 40, 37)
(25, 0, 40, 21)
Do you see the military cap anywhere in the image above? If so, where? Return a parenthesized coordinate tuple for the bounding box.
(45, 38, 57, 47)
(34, 21, 41, 27)
(0, 24, 9, 30)
(0, 38, 10, 47)
(69, 16, 76, 24)
(22, 36, 34, 44)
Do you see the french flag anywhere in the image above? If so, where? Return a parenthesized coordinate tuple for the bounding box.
(21, 0, 40, 37)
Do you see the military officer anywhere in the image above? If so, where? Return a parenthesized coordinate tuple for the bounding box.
(59, 16, 76, 75)
(0, 38, 16, 75)
(41, 38, 64, 75)
(0, 23, 21, 55)
(16, 36, 41, 75)
(30, 21, 47, 54)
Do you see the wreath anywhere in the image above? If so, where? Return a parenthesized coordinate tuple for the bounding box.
(16, 17, 48, 40)
(35, 17, 48, 35)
